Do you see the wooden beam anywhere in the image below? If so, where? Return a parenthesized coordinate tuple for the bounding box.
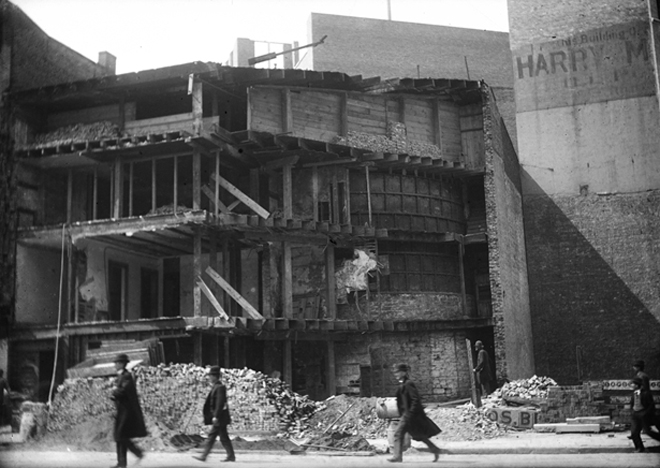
(193, 228, 202, 317)
(193, 150, 201, 210)
(282, 242, 292, 318)
(93, 168, 98, 221)
(458, 242, 467, 317)
(201, 185, 231, 213)
(151, 158, 156, 213)
(312, 166, 319, 221)
(173, 155, 178, 210)
(192, 79, 203, 136)
(128, 162, 134, 217)
(197, 278, 230, 320)
(66, 169, 73, 224)
(214, 152, 220, 218)
(205, 266, 264, 320)
(210, 173, 270, 219)
(283, 164, 292, 219)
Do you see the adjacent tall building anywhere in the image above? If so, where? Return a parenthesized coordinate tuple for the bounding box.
(509, 0, 660, 382)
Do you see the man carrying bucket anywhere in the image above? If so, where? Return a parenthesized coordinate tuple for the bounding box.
(388, 363, 441, 463)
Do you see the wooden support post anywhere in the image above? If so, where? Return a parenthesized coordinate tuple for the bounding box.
(325, 244, 336, 319)
(193, 150, 201, 210)
(210, 233, 218, 296)
(282, 242, 293, 318)
(214, 153, 220, 218)
(365, 166, 372, 226)
(173, 156, 178, 210)
(93, 168, 98, 220)
(193, 333, 203, 366)
(66, 169, 73, 224)
(283, 340, 292, 386)
(458, 241, 468, 317)
(192, 79, 203, 136)
(128, 162, 134, 217)
(66, 237, 73, 324)
(223, 239, 230, 313)
(151, 159, 157, 213)
(283, 164, 292, 219)
(112, 158, 122, 218)
(327, 340, 336, 397)
(193, 228, 202, 317)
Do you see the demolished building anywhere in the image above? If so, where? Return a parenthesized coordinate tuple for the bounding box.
(4, 60, 532, 403)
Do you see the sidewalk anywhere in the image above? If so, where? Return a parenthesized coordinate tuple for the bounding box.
(394, 431, 660, 455)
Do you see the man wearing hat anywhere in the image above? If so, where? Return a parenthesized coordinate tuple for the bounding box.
(389, 363, 441, 463)
(111, 353, 147, 468)
(193, 366, 235, 463)
(633, 360, 651, 392)
(629, 376, 660, 452)
(473, 341, 494, 397)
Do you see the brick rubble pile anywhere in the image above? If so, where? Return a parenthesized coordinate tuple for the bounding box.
(493, 375, 558, 400)
(47, 364, 323, 449)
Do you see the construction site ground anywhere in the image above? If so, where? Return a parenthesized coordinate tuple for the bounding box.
(1, 433, 659, 468)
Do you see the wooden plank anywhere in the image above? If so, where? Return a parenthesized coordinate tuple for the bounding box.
(326, 244, 336, 319)
(197, 278, 230, 320)
(282, 242, 293, 318)
(282, 88, 293, 133)
(205, 266, 264, 320)
(193, 228, 202, 317)
(202, 184, 231, 214)
(283, 164, 293, 219)
(210, 173, 270, 219)
(327, 341, 336, 396)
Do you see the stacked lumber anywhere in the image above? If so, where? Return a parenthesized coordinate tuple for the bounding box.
(31, 121, 120, 148)
(48, 364, 323, 445)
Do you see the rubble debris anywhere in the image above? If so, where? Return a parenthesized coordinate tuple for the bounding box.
(30, 122, 120, 148)
(46, 364, 322, 451)
(492, 375, 557, 401)
(333, 122, 442, 159)
(147, 204, 194, 216)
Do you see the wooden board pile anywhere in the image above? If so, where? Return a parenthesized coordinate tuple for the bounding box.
(31, 121, 120, 148)
(47, 364, 323, 447)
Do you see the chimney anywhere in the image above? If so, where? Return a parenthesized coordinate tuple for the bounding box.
(98, 51, 117, 74)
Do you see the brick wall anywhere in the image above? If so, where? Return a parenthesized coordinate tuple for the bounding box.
(335, 330, 472, 401)
(9, 2, 106, 91)
(337, 292, 474, 321)
(524, 190, 660, 384)
(482, 85, 534, 381)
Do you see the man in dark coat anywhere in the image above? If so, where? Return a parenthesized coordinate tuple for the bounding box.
(629, 376, 660, 452)
(633, 360, 651, 392)
(473, 341, 494, 396)
(111, 354, 147, 468)
(193, 366, 235, 463)
(388, 363, 441, 463)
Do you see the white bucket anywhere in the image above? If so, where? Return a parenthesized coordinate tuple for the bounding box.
(376, 397, 400, 419)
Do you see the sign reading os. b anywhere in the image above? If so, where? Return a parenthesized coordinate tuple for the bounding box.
(484, 407, 539, 428)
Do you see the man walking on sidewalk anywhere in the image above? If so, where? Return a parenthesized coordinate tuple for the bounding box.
(388, 363, 441, 463)
(111, 354, 147, 468)
(194, 366, 235, 463)
(629, 376, 660, 453)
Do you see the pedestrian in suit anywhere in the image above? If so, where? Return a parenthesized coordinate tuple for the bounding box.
(110, 354, 146, 468)
(633, 360, 651, 391)
(388, 363, 441, 463)
(629, 376, 660, 452)
(473, 341, 494, 396)
(193, 366, 235, 463)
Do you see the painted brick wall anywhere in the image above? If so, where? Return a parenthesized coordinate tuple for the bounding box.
(524, 191, 660, 384)
(335, 330, 472, 401)
(508, 0, 648, 48)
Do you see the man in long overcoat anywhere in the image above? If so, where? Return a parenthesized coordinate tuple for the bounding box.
(111, 353, 147, 468)
(193, 366, 235, 463)
(389, 363, 441, 463)
(473, 341, 494, 396)
(629, 376, 660, 452)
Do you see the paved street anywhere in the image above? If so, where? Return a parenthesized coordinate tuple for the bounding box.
(1, 450, 660, 468)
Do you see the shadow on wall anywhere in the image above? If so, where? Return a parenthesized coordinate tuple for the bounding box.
(522, 171, 660, 384)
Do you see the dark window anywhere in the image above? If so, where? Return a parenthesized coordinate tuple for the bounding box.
(108, 261, 128, 321)
(140, 268, 159, 319)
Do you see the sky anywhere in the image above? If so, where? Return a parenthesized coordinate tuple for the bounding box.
(12, 0, 510, 74)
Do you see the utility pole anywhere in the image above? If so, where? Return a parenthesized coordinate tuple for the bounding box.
(387, 0, 392, 20)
